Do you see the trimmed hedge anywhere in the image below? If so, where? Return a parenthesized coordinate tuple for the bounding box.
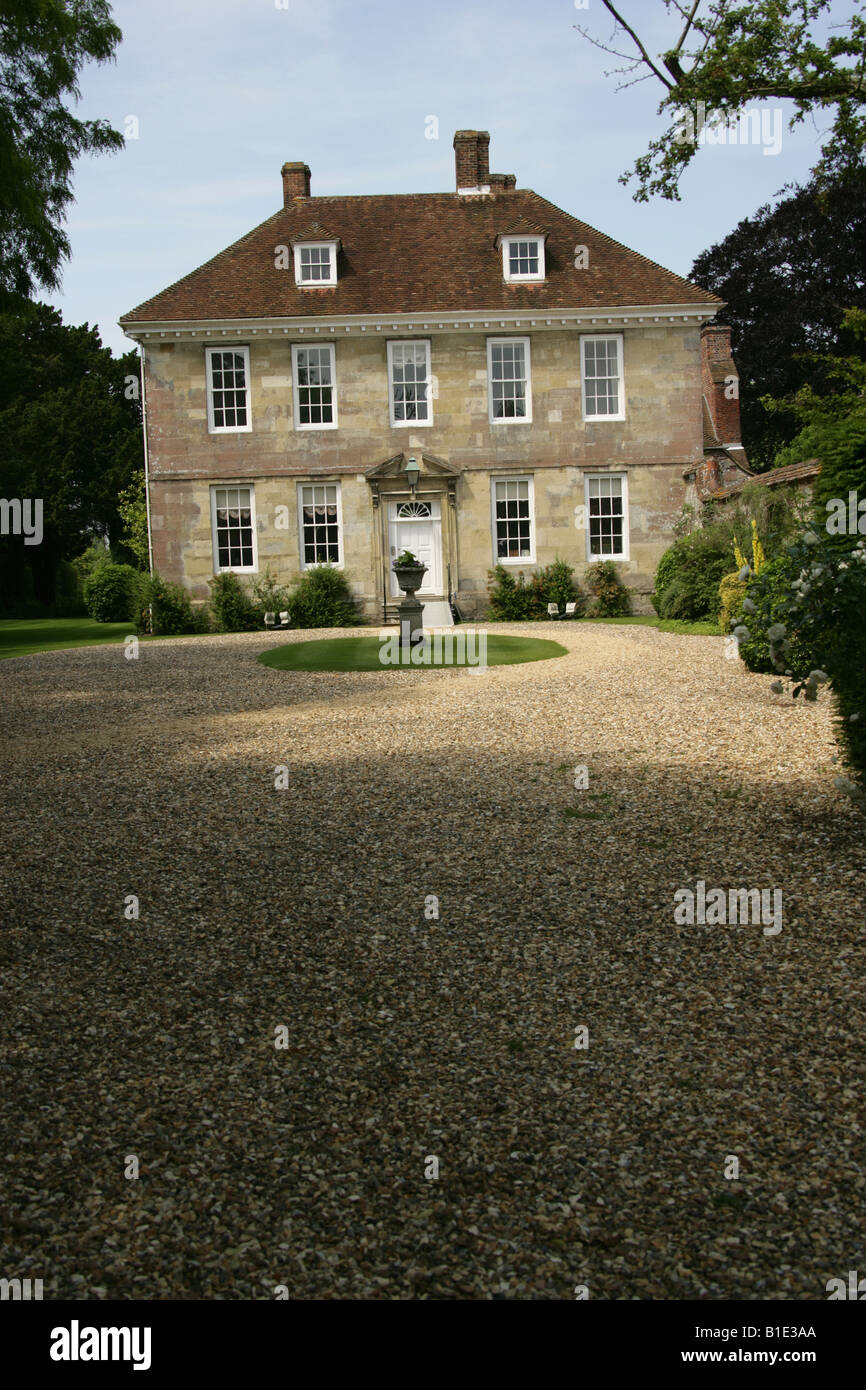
(288, 565, 359, 628)
(82, 562, 139, 623)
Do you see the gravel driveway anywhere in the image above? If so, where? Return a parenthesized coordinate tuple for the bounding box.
(0, 623, 863, 1300)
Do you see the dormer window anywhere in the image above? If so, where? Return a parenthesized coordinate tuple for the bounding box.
(501, 236, 545, 283)
(293, 240, 338, 286)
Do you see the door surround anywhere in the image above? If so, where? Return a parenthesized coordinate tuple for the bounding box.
(387, 496, 443, 595)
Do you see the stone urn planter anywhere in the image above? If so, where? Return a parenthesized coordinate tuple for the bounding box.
(392, 551, 427, 646)
(392, 551, 427, 597)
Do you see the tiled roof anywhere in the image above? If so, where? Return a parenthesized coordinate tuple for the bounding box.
(120, 190, 722, 324)
(495, 214, 551, 240)
(712, 458, 821, 500)
(290, 223, 341, 244)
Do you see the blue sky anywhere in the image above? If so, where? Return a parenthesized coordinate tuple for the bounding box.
(48, 0, 835, 356)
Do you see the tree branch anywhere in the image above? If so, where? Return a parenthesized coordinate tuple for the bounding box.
(673, 0, 703, 55)
(572, 23, 644, 66)
(599, 0, 676, 89)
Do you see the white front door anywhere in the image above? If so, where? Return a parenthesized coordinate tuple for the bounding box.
(388, 499, 443, 596)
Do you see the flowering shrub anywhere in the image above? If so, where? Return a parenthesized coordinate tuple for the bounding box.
(733, 519, 766, 576)
(735, 529, 866, 798)
(719, 572, 747, 632)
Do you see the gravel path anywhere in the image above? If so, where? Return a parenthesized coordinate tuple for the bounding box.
(0, 623, 863, 1300)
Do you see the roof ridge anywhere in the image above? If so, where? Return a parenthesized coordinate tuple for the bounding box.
(121, 185, 723, 325)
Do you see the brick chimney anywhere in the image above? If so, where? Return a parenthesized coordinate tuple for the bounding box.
(282, 161, 311, 203)
(701, 324, 742, 445)
(454, 130, 490, 191)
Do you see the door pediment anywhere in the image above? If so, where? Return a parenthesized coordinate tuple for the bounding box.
(365, 451, 461, 480)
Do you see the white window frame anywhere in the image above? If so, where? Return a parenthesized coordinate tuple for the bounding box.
(206, 346, 252, 434)
(487, 336, 532, 425)
(291, 343, 338, 431)
(297, 481, 344, 570)
(491, 475, 536, 565)
(580, 333, 626, 422)
(584, 472, 630, 562)
(387, 339, 433, 428)
(293, 241, 338, 287)
(501, 236, 545, 283)
(210, 484, 258, 574)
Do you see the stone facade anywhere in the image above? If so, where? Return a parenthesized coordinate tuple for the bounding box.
(143, 322, 705, 620)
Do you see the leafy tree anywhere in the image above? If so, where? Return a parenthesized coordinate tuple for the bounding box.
(575, 0, 866, 201)
(0, 0, 124, 301)
(0, 302, 143, 606)
(117, 470, 149, 570)
(763, 306, 866, 430)
(690, 170, 866, 466)
(758, 306, 866, 534)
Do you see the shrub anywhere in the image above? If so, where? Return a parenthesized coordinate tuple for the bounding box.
(736, 554, 812, 677)
(208, 571, 260, 632)
(289, 565, 359, 628)
(738, 532, 866, 795)
(584, 561, 631, 616)
(251, 566, 292, 622)
(137, 573, 207, 635)
(82, 562, 139, 622)
(487, 566, 542, 620)
(487, 560, 586, 619)
(533, 557, 586, 615)
(654, 575, 695, 620)
(652, 526, 734, 621)
(71, 541, 112, 587)
(650, 546, 682, 613)
(718, 572, 747, 633)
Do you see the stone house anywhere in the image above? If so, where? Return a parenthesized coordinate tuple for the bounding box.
(119, 130, 745, 620)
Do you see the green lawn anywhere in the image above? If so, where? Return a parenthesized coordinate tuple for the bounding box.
(0, 617, 140, 661)
(259, 633, 568, 673)
(0, 617, 209, 661)
(574, 616, 722, 635)
(482, 616, 720, 635)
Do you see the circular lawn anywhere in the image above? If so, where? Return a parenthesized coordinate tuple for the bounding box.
(258, 633, 568, 673)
